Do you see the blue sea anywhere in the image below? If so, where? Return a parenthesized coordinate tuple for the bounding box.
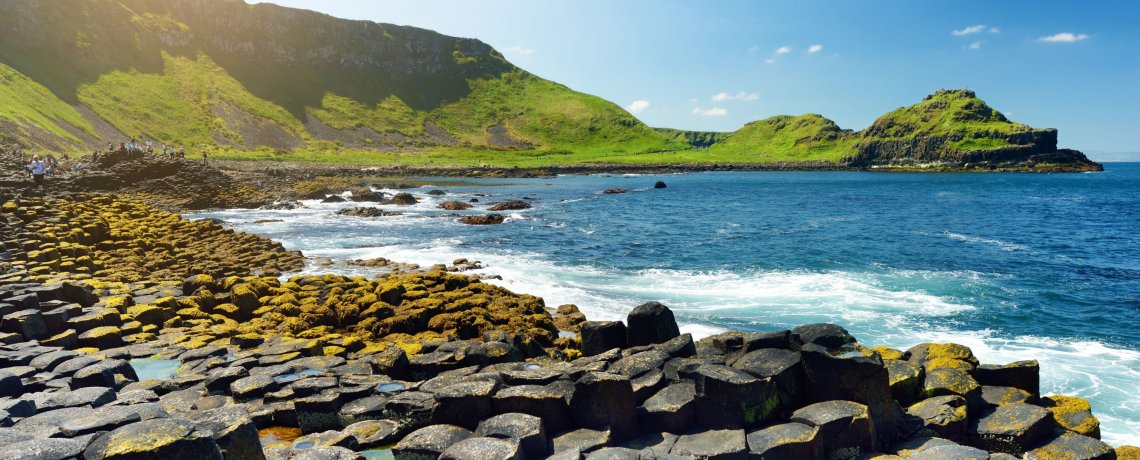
(192, 163, 1140, 446)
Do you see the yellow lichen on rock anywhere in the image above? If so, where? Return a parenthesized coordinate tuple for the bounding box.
(1042, 395, 1101, 438)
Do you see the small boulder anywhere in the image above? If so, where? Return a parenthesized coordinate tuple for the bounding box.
(580, 321, 627, 357)
(625, 301, 680, 347)
(653, 181, 667, 189)
(458, 214, 506, 225)
(790, 400, 876, 460)
(569, 373, 640, 441)
(487, 201, 530, 211)
(974, 360, 1040, 397)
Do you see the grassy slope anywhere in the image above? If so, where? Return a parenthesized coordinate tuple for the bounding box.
(76, 52, 306, 148)
(704, 114, 856, 162)
(0, 63, 94, 144)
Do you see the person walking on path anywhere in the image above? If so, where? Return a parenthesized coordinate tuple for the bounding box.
(29, 156, 46, 190)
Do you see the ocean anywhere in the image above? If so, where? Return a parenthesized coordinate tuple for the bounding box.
(191, 163, 1140, 446)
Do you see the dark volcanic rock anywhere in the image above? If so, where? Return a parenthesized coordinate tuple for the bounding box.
(475, 413, 548, 459)
(487, 200, 530, 211)
(745, 422, 823, 459)
(569, 372, 640, 441)
(393, 424, 471, 460)
(625, 301, 680, 347)
(974, 360, 1040, 398)
(791, 400, 876, 460)
(84, 418, 224, 460)
(335, 207, 400, 218)
(967, 403, 1054, 455)
(793, 323, 855, 348)
(654, 181, 667, 189)
(580, 321, 627, 357)
(458, 214, 506, 225)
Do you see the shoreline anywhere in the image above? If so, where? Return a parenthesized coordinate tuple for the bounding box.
(0, 192, 1134, 459)
(211, 159, 1105, 181)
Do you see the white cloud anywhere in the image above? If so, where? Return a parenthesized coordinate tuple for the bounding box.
(502, 46, 535, 56)
(968, 41, 983, 50)
(1038, 32, 1089, 43)
(711, 91, 760, 102)
(808, 44, 823, 54)
(952, 25, 987, 36)
(692, 107, 728, 116)
(764, 58, 776, 64)
(988, 27, 1001, 34)
(776, 46, 792, 54)
(747, 45, 761, 54)
(625, 100, 650, 115)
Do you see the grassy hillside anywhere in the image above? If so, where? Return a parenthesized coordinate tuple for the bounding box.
(860, 89, 1033, 151)
(0, 0, 1092, 169)
(0, 0, 679, 158)
(704, 114, 857, 162)
(0, 63, 94, 147)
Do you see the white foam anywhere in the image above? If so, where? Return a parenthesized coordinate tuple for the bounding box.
(945, 232, 1029, 252)
(186, 207, 1140, 447)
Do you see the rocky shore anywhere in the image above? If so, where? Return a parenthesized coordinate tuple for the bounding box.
(0, 147, 1131, 459)
(0, 192, 1134, 459)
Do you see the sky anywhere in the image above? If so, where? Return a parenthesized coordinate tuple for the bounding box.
(250, 1, 1140, 159)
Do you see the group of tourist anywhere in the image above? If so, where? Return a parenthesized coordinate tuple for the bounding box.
(23, 136, 208, 190)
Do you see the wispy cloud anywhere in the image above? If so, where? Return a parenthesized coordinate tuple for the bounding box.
(775, 46, 792, 55)
(711, 91, 760, 102)
(747, 45, 761, 54)
(952, 25, 998, 36)
(502, 46, 535, 56)
(764, 58, 776, 65)
(1038, 32, 1089, 43)
(808, 44, 823, 54)
(968, 41, 983, 50)
(625, 100, 650, 115)
(692, 107, 728, 117)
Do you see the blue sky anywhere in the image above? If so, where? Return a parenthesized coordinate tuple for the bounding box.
(252, 1, 1140, 159)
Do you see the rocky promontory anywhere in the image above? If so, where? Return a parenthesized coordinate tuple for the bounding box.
(0, 194, 1133, 459)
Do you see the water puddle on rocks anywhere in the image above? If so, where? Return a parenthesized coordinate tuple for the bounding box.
(258, 426, 303, 448)
(128, 358, 181, 381)
(375, 382, 406, 394)
(361, 448, 395, 460)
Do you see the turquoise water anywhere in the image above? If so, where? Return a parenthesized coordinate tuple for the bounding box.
(128, 358, 180, 381)
(193, 163, 1140, 446)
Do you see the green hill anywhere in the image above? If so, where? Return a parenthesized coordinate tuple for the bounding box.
(0, 0, 1098, 170)
(663, 90, 1098, 170)
(703, 114, 856, 163)
(0, 0, 678, 161)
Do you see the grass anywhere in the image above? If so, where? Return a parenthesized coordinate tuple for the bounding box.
(0, 63, 95, 143)
(308, 93, 424, 135)
(704, 114, 857, 163)
(862, 89, 1031, 151)
(76, 52, 307, 148)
